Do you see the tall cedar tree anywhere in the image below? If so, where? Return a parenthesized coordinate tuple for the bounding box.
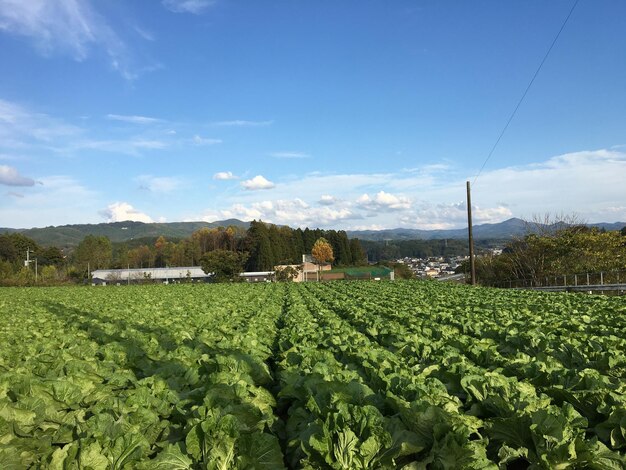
(245, 221, 275, 271)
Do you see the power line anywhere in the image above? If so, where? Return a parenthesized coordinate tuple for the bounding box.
(473, 0, 580, 185)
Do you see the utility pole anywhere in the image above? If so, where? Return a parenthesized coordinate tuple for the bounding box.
(466, 181, 476, 285)
(25, 248, 37, 282)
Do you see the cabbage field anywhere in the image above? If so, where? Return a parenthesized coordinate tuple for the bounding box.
(1, 281, 625, 469)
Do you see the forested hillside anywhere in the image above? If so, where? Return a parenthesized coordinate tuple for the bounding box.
(0, 221, 366, 285)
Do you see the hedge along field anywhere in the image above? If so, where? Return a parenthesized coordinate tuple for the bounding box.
(0, 282, 625, 469)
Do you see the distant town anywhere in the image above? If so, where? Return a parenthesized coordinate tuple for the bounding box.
(395, 248, 503, 279)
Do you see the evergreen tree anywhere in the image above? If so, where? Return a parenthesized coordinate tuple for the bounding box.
(349, 238, 367, 265)
(245, 220, 275, 271)
(303, 228, 315, 252)
(268, 225, 286, 264)
(336, 231, 352, 266)
(293, 228, 305, 261)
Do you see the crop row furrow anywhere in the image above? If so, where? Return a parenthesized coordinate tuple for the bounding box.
(275, 284, 493, 469)
(304, 282, 626, 461)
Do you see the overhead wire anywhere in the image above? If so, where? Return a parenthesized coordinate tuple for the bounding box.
(473, 0, 581, 185)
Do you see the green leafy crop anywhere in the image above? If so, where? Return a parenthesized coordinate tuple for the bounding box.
(1, 281, 625, 468)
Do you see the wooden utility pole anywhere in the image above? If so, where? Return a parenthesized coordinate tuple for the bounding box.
(466, 181, 476, 285)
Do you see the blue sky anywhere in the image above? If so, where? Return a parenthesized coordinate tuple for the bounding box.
(1, 0, 625, 230)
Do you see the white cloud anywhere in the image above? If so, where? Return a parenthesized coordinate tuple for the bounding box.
(99, 202, 153, 223)
(357, 191, 411, 211)
(0, 165, 35, 186)
(269, 151, 309, 159)
(396, 202, 513, 230)
(136, 175, 181, 193)
(0, 0, 148, 80)
(468, 149, 626, 223)
(6, 191, 24, 198)
(198, 198, 357, 227)
(162, 0, 215, 14)
(106, 114, 162, 124)
(204, 149, 626, 229)
(192, 135, 222, 145)
(213, 171, 237, 180)
(212, 120, 273, 127)
(241, 175, 275, 190)
(319, 195, 338, 206)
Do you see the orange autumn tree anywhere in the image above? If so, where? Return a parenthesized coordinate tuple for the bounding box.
(311, 237, 334, 280)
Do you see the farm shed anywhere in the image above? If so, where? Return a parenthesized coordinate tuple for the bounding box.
(91, 267, 209, 284)
(239, 271, 274, 282)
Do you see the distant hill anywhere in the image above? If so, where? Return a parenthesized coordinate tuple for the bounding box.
(347, 218, 530, 241)
(1, 217, 624, 249)
(0, 219, 250, 250)
(347, 218, 626, 241)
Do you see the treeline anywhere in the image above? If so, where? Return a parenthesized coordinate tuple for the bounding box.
(0, 233, 66, 284)
(0, 221, 366, 285)
(474, 225, 626, 286)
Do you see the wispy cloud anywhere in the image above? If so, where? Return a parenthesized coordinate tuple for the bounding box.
(269, 151, 310, 159)
(0, 98, 213, 159)
(192, 135, 222, 145)
(0, 165, 35, 186)
(136, 175, 182, 193)
(162, 0, 215, 15)
(5, 191, 24, 198)
(0, 0, 155, 80)
(241, 175, 275, 190)
(0, 175, 99, 228)
(128, 139, 166, 149)
(213, 171, 237, 180)
(134, 25, 155, 41)
(212, 120, 274, 127)
(0, 0, 98, 60)
(0, 98, 82, 144)
(107, 114, 162, 124)
(99, 201, 153, 223)
(67, 138, 168, 156)
(0, 153, 24, 161)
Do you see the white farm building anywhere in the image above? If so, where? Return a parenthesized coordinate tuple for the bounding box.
(91, 267, 209, 284)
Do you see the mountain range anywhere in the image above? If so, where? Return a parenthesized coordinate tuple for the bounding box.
(1, 218, 624, 249)
(348, 219, 625, 241)
(0, 219, 249, 249)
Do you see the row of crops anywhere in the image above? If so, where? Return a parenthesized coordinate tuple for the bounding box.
(1, 282, 625, 468)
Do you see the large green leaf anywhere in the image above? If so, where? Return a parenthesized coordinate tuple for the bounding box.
(147, 443, 194, 469)
(106, 433, 149, 469)
(237, 432, 286, 469)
